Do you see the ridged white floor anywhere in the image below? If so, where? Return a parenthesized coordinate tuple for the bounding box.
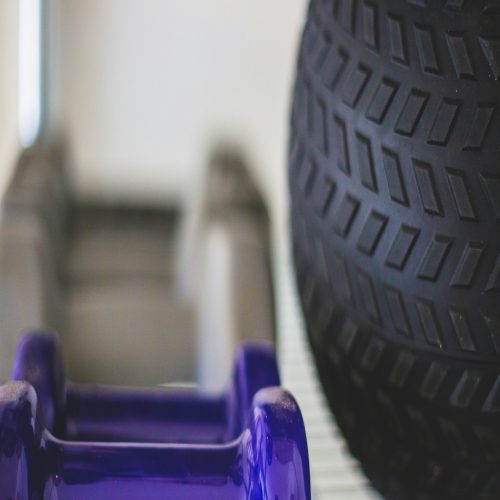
(277, 250, 382, 500)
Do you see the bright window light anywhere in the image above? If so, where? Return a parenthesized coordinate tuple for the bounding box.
(18, 0, 42, 147)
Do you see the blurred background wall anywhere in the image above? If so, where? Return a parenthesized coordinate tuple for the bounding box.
(2, 0, 307, 239)
(47, 0, 306, 239)
(0, 1, 18, 197)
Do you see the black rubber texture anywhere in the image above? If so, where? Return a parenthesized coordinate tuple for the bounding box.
(289, 1, 500, 499)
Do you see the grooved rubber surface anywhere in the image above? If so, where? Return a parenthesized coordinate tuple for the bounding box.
(289, 1, 500, 498)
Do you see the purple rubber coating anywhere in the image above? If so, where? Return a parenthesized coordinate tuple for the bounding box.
(0, 332, 311, 499)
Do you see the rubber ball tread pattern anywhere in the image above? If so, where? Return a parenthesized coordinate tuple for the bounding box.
(289, 1, 500, 499)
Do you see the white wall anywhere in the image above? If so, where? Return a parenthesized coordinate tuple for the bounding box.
(51, 0, 306, 230)
(0, 1, 19, 196)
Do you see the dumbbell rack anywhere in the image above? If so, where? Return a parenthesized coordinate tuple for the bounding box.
(0, 146, 311, 499)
